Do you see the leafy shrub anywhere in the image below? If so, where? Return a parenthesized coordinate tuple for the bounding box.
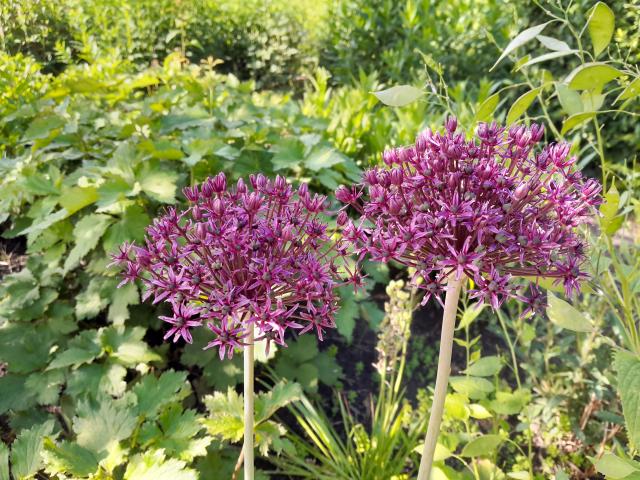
(319, 0, 519, 84)
(189, 0, 325, 88)
(0, 53, 359, 475)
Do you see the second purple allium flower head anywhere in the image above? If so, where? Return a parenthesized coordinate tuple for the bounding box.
(336, 118, 601, 313)
(111, 173, 354, 359)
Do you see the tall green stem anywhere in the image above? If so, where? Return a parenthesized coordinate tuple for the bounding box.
(244, 329, 255, 480)
(417, 275, 463, 480)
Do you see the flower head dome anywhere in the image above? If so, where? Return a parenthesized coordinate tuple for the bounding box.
(111, 173, 353, 359)
(336, 118, 601, 313)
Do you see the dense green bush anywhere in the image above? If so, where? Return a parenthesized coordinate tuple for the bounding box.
(0, 0, 326, 87)
(319, 0, 519, 84)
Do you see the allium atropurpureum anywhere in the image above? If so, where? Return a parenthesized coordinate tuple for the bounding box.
(111, 173, 357, 360)
(336, 118, 602, 311)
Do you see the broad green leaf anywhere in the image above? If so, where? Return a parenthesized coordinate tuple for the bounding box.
(25, 370, 65, 405)
(617, 77, 640, 102)
(202, 388, 244, 442)
(22, 115, 65, 141)
(581, 91, 606, 111)
(140, 170, 179, 203)
(587, 2, 615, 57)
(11, 421, 55, 479)
(508, 472, 531, 480)
(556, 83, 583, 115)
(599, 185, 622, 236)
(270, 138, 305, 171)
(469, 403, 492, 419)
(546, 292, 593, 332)
(464, 356, 502, 377)
(506, 88, 540, 124)
(372, 85, 423, 107)
(107, 282, 139, 325)
(433, 443, 452, 462)
(474, 93, 500, 123)
(457, 303, 485, 330)
(561, 112, 596, 135)
(59, 186, 98, 215)
(133, 371, 190, 418)
(124, 449, 197, 480)
(594, 452, 639, 479)
(461, 434, 504, 457)
(102, 326, 161, 366)
(335, 287, 358, 342)
(305, 147, 347, 171)
(492, 22, 551, 69)
(22, 174, 60, 196)
(18, 209, 69, 237)
(64, 214, 114, 273)
(48, 330, 102, 369)
(103, 204, 150, 253)
(517, 50, 577, 70)
(566, 63, 621, 91)
(66, 363, 127, 398)
(491, 389, 531, 415)
(444, 393, 470, 421)
(449, 376, 494, 399)
(255, 382, 302, 423)
(536, 35, 571, 51)
(137, 405, 210, 462)
(43, 439, 100, 477)
(615, 350, 640, 449)
(73, 396, 137, 454)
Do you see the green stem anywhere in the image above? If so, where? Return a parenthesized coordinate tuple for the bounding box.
(244, 329, 255, 480)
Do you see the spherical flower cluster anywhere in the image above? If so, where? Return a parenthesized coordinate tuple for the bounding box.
(111, 173, 355, 359)
(336, 117, 601, 314)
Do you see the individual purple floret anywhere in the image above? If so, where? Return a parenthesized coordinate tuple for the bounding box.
(111, 173, 354, 359)
(336, 118, 602, 312)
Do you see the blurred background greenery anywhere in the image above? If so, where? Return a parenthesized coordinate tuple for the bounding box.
(0, 0, 639, 479)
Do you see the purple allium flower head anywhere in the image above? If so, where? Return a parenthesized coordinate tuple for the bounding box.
(111, 173, 354, 359)
(337, 118, 601, 311)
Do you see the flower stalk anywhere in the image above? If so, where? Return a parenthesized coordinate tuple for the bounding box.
(417, 274, 462, 480)
(244, 328, 255, 480)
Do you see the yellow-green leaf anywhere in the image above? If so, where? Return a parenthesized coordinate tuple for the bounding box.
(561, 112, 596, 134)
(587, 2, 615, 57)
(461, 434, 504, 457)
(546, 291, 593, 332)
(474, 93, 500, 123)
(506, 88, 541, 124)
(566, 62, 621, 91)
(372, 85, 423, 107)
(616, 77, 640, 102)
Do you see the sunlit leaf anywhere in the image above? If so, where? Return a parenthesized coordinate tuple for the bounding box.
(566, 62, 621, 91)
(464, 356, 502, 377)
(491, 22, 551, 69)
(474, 92, 500, 123)
(556, 83, 583, 115)
(536, 35, 571, 51)
(516, 50, 577, 70)
(615, 350, 640, 450)
(546, 292, 593, 332)
(594, 452, 640, 479)
(587, 2, 615, 57)
(561, 112, 596, 135)
(372, 85, 423, 107)
(461, 434, 504, 457)
(506, 88, 540, 124)
(616, 77, 640, 103)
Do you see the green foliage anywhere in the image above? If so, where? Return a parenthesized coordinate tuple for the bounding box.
(321, 0, 518, 85)
(202, 381, 301, 456)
